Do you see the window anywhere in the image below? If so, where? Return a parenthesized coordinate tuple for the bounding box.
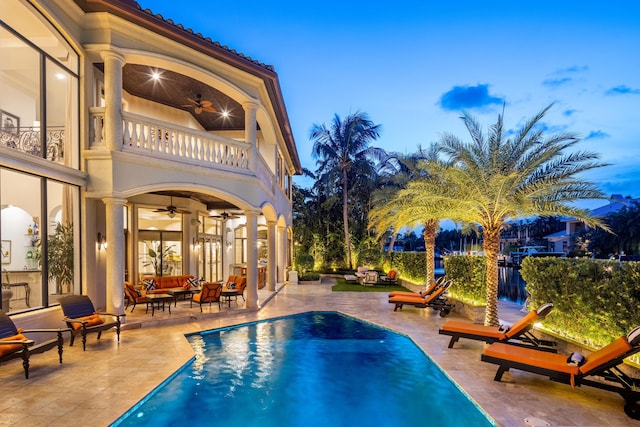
(0, 167, 79, 313)
(0, 0, 79, 167)
(137, 208, 183, 278)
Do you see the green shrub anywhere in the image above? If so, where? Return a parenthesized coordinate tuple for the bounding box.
(295, 254, 314, 273)
(443, 255, 486, 305)
(299, 271, 320, 281)
(382, 252, 428, 284)
(521, 257, 640, 347)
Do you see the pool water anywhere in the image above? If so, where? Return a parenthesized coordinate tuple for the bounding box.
(112, 312, 495, 427)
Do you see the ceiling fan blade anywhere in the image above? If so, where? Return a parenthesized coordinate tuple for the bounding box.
(154, 208, 169, 212)
(194, 106, 203, 114)
(202, 106, 217, 113)
(199, 100, 212, 107)
(187, 97, 198, 104)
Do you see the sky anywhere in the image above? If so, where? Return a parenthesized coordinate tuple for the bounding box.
(136, 1, 640, 208)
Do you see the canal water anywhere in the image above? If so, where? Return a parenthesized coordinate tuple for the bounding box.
(498, 267, 527, 305)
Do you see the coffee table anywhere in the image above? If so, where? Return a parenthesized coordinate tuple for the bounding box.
(144, 293, 173, 316)
(221, 289, 239, 308)
(166, 287, 198, 306)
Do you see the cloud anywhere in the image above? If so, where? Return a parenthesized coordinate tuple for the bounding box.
(605, 85, 640, 96)
(438, 84, 503, 111)
(556, 65, 589, 74)
(542, 65, 588, 88)
(542, 77, 573, 88)
(585, 130, 610, 140)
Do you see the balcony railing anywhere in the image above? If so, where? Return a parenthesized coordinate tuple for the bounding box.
(0, 127, 65, 162)
(89, 108, 249, 173)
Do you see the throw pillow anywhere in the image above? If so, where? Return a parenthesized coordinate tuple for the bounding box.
(227, 282, 236, 289)
(143, 279, 157, 292)
(187, 277, 201, 288)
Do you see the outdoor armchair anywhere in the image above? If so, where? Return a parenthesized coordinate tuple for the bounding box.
(0, 309, 69, 378)
(60, 295, 123, 351)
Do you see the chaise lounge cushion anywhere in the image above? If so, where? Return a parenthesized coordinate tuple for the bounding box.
(69, 313, 104, 331)
(0, 333, 29, 356)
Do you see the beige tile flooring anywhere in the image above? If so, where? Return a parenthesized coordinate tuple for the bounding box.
(1, 279, 639, 427)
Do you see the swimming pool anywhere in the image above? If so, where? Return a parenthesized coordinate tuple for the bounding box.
(112, 312, 496, 426)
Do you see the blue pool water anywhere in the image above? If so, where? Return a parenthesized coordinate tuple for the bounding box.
(112, 312, 495, 427)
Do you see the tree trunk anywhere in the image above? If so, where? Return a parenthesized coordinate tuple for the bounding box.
(387, 234, 397, 253)
(342, 169, 352, 269)
(483, 226, 501, 326)
(423, 220, 437, 285)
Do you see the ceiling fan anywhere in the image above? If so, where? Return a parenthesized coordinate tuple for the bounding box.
(154, 196, 192, 218)
(209, 208, 240, 220)
(181, 94, 216, 114)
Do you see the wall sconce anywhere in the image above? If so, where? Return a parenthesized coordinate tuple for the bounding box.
(192, 237, 201, 251)
(97, 232, 107, 250)
(226, 241, 232, 250)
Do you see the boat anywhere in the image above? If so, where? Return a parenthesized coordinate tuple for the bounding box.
(508, 246, 564, 266)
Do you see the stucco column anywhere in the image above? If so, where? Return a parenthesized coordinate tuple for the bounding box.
(103, 197, 126, 316)
(100, 51, 124, 151)
(245, 209, 260, 308)
(266, 220, 277, 291)
(243, 101, 258, 172)
(277, 225, 287, 283)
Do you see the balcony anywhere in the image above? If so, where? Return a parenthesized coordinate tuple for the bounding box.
(89, 108, 283, 199)
(90, 108, 251, 174)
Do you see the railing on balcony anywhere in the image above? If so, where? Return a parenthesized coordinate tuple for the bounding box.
(89, 108, 249, 172)
(0, 127, 65, 162)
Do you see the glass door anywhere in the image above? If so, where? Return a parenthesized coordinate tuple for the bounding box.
(198, 234, 222, 283)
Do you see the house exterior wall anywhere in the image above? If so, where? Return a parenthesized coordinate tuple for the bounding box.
(1, 0, 299, 326)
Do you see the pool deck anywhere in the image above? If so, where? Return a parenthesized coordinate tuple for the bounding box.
(0, 279, 638, 427)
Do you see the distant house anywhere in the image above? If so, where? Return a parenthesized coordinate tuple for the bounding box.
(545, 194, 640, 253)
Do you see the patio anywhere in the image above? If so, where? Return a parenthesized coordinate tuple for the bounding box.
(0, 279, 637, 426)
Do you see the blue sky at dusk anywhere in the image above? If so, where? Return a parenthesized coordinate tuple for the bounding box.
(137, 1, 640, 205)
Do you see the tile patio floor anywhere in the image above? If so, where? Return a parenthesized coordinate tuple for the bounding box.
(0, 278, 638, 426)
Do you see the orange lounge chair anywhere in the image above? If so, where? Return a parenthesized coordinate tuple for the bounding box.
(439, 303, 556, 350)
(388, 280, 454, 316)
(388, 277, 443, 298)
(481, 326, 640, 419)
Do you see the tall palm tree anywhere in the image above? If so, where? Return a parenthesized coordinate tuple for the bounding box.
(412, 104, 608, 326)
(311, 112, 382, 269)
(369, 146, 447, 284)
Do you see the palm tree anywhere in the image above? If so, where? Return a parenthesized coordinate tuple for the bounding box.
(412, 104, 608, 326)
(369, 146, 446, 284)
(311, 112, 383, 269)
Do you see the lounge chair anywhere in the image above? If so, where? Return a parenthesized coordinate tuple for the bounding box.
(0, 310, 69, 378)
(438, 303, 556, 350)
(191, 282, 222, 312)
(388, 280, 454, 316)
(481, 326, 640, 419)
(60, 295, 123, 351)
(388, 277, 444, 298)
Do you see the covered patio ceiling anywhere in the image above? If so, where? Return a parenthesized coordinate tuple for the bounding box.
(97, 63, 251, 132)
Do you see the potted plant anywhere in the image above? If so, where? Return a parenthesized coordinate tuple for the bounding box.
(48, 222, 74, 294)
(142, 241, 175, 276)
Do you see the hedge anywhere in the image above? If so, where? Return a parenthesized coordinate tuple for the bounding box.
(520, 257, 640, 347)
(443, 255, 487, 305)
(382, 252, 428, 284)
